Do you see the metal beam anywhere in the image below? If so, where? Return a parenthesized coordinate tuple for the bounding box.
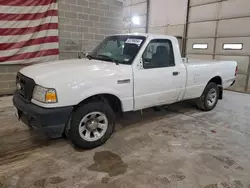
(146, 0, 150, 33)
(246, 55, 250, 92)
(186, 53, 250, 56)
(187, 15, 250, 24)
(123, 1, 147, 8)
(212, 0, 222, 60)
(182, 0, 190, 57)
(186, 36, 250, 39)
(189, 1, 221, 8)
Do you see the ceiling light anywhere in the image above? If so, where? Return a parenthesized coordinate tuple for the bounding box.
(132, 16, 140, 25)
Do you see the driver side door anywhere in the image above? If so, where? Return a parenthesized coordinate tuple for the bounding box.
(133, 39, 183, 110)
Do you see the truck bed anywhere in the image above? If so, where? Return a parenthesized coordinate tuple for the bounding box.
(187, 59, 233, 65)
(182, 59, 237, 100)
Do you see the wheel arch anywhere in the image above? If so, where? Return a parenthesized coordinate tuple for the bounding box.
(207, 76, 223, 99)
(208, 76, 222, 86)
(64, 93, 123, 137)
(75, 93, 123, 115)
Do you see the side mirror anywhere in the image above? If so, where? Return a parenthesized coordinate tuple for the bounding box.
(78, 52, 84, 59)
(78, 52, 88, 59)
(138, 57, 143, 69)
(182, 57, 188, 63)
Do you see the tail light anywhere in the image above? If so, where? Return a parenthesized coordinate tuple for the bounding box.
(235, 66, 238, 76)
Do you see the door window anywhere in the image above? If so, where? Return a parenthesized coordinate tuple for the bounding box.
(142, 39, 175, 69)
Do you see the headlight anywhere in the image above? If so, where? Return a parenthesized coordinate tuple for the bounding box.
(33, 85, 57, 103)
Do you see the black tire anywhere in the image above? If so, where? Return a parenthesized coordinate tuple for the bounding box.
(196, 82, 219, 111)
(70, 101, 115, 149)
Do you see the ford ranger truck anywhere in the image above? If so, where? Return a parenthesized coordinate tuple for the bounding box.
(13, 34, 237, 149)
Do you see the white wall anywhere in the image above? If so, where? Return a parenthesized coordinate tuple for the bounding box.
(123, 0, 147, 32)
(148, 0, 187, 37)
(123, 0, 250, 93)
(186, 0, 250, 92)
(123, 0, 188, 36)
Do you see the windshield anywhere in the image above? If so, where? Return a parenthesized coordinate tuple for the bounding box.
(90, 35, 146, 65)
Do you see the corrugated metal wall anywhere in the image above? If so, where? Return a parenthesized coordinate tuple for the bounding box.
(123, 0, 188, 51)
(148, 0, 187, 39)
(123, 0, 250, 93)
(186, 0, 250, 93)
(123, 0, 188, 36)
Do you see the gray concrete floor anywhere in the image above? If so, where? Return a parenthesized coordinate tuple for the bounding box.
(0, 91, 250, 188)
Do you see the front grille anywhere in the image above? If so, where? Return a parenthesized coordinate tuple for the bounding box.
(16, 72, 36, 102)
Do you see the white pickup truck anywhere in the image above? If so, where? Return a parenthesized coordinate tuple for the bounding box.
(13, 33, 237, 149)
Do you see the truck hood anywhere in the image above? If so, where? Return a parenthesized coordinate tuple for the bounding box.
(20, 58, 132, 87)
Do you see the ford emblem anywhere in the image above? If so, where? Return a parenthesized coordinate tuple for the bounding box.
(17, 83, 21, 90)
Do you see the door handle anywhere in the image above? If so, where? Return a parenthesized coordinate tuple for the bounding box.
(173, 71, 179, 76)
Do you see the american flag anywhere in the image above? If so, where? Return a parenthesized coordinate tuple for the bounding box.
(0, 0, 59, 64)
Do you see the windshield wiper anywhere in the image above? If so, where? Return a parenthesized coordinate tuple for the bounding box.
(86, 54, 94, 60)
(96, 54, 119, 65)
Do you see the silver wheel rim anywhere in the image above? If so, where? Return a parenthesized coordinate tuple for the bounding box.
(78, 112, 108, 142)
(207, 88, 217, 107)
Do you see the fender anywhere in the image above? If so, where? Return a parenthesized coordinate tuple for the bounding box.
(76, 86, 135, 112)
(199, 72, 222, 93)
(78, 87, 122, 104)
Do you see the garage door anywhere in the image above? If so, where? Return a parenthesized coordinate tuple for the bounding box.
(186, 0, 250, 93)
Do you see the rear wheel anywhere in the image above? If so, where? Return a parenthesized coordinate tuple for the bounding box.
(70, 101, 115, 149)
(196, 82, 219, 111)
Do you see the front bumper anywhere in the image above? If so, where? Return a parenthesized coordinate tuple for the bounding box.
(13, 92, 73, 138)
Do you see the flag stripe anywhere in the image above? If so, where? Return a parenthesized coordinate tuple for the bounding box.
(0, 23, 58, 36)
(0, 43, 58, 57)
(0, 49, 59, 63)
(0, 1, 59, 65)
(0, 0, 56, 6)
(1, 29, 58, 43)
(0, 9, 57, 21)
(1, 16, 58, 28)
(2, 55, 59, 65)
(0, 3, 57, 14)
(1, 36, 59, 51)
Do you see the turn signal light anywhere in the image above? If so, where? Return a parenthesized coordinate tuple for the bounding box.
(45, 90, 57, 103)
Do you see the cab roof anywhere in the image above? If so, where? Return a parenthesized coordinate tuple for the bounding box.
(112, 33, 182, 40)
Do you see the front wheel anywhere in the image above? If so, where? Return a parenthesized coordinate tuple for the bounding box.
(69, 101, 115, 149)
(196, 82, 219, 111)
